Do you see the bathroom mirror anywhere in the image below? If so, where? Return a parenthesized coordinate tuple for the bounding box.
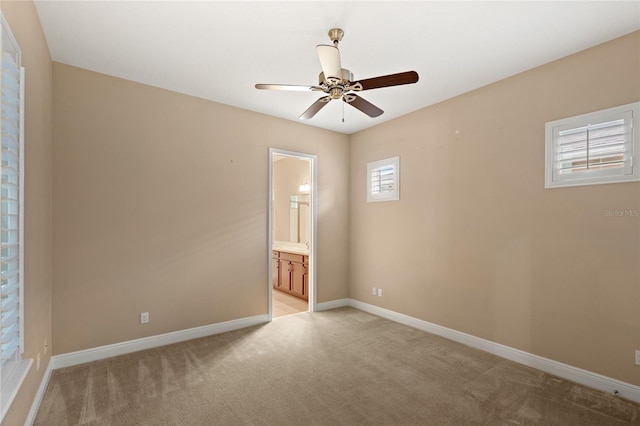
(289, 194, 310, 244)
(272, 154, 311, 246)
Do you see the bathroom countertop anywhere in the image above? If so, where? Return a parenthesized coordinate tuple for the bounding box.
(272, 242, 309, 256)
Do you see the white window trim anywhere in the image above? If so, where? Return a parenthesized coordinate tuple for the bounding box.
(1, 359, 32, 420)
(545, 102, 640, 188)
(367, 156, 400, 202)
(1, 12, 31, 422)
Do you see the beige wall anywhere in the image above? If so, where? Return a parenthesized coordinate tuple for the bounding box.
(273, 156, 310, 243)
(349, 31, 640, 386)
(52, 63, 350, 355)
(1, 1, 54, 424)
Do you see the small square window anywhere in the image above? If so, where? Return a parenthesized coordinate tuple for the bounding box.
(545, 102, 639, 188)
(367, 156, 399, 202)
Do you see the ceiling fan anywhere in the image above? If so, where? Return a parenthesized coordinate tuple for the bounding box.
(255, 28, 419, 120)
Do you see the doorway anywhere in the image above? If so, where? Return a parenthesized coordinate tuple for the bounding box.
(268, 149, 317, 320)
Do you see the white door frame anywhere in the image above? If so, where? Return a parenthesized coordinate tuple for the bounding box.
(268, 148, 318, 321)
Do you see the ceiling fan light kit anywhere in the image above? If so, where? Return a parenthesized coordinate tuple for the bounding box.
(255, 28, 419, 120)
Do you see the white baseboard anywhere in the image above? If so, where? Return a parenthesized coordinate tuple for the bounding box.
(349, 299, 640, 404)
(25, 359, 54, 426)
(52, 314, 269, 369)
(315, 298, 350, 311)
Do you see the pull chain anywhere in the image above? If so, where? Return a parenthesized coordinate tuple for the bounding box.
(342, 99, 345, 123)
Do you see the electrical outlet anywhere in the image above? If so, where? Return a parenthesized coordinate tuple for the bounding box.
(36, 353, 41, 372)
(44, 338, 48, 356)
(140, 312, 149, 324)
(372, 287, 377, 296)
(377, 288, 383, 297)
(635, 350, 640, 365)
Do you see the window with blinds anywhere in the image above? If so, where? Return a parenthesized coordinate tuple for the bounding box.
(1, 14, 24, 394)
(367, 156, 400, 202)
(545, 103, 639, 188)
(371, 165, 395, 194)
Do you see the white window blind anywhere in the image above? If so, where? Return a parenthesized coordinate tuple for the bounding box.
(371, 165, 395, 195)
(1, 14, 24, 393)
(555, 118, 628, 174)
(545, 103, 639, 188)
(367, 156, 400, 202)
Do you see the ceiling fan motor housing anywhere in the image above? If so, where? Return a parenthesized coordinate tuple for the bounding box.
(319, 69, 354, 86)
(319, 69, 355, 99)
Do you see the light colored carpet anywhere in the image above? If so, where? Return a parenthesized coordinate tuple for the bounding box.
(35, 307, 639, 425)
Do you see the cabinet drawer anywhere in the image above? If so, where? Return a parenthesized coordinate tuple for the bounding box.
(279, 252, 305, 263)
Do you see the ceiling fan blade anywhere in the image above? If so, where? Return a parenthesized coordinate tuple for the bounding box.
(299, 96, 332, 120)
(343, 94, 383, 118)
(316, 45, 342, 81)
(255, 84, 322, 92)
(352, 71, 419, 91)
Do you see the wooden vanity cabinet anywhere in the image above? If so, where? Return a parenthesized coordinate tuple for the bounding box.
(272, 251, 279, 289)
(272, 250, 308, 301)
(290, 257, 307, 299)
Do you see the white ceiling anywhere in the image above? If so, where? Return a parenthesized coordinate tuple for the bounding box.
(34, 1, 640, 134)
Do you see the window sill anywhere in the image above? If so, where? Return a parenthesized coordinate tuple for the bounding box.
(545, 173, 640, 188)
(1, 358, 33, 421)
